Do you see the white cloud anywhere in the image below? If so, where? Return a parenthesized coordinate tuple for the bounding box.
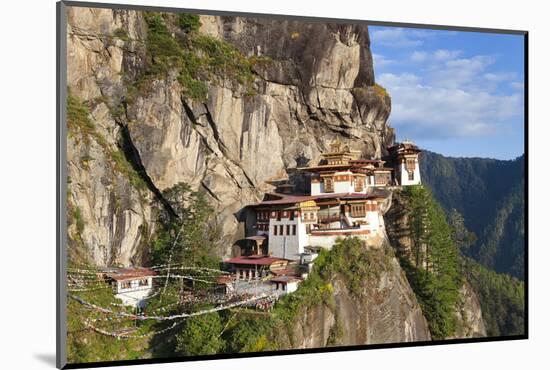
(371, 28, 523, 141)
(410, 49, 462, 63)
(510, 81, 525, 90)
(428, 55, 495, 89)
(433, 49, 462, 61)
(372, 53, 394, 69)
(379, 70, 523, 139)
(483, 72, 517, 82)
(379, 72, 421, 88)
(371, 28, 429, 47)
(410, 51, 428, 62)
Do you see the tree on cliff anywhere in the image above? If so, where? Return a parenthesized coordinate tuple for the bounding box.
(401, 186, 461, 339)
(175, 312, 225, 355)
(151, 182, 223, 268)
(448, 208, 477, 254)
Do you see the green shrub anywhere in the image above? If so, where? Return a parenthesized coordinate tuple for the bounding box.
(67, 95, 147, 191)
(73, 206, 85, 235)
(113, 28, 129, 41)
(67, 273, 148, 362)
(373, 83, 389, 99)
(139, 12, 269, 101)
(178, 13, 201, 33)
(175, 312, 224, 355)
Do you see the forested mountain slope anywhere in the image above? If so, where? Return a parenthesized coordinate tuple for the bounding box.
(420, 151, 525, 279)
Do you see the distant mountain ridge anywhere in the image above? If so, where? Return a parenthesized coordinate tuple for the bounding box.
(420, 151, 525, 279)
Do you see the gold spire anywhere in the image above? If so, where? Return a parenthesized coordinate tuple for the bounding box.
(329, 137, 342, 153)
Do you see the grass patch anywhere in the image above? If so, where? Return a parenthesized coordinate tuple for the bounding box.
(67, 95, 147, 191)
(112, 28, 129, 41)
(67, 274, 148, 363)
(373, 83, 389, 99)
(137, 12, 271, 101)
(177, 13, 201, 33)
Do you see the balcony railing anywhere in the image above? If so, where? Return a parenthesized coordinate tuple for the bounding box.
(312, 225, 361, 232)
(317, 215, 340, 223)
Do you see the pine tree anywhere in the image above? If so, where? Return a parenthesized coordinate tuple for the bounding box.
(400, 186, 461, 338)
(152, 182, 222, 268)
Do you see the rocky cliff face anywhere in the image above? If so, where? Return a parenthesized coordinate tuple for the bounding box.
(275, 248, 431, 347)
(66, 7, 394, 266)
(450, 282, 487, 338)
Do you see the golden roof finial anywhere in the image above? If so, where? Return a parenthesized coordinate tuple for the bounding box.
(330, 137, 342, 152)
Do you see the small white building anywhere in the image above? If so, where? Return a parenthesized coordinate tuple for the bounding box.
(388, 140, 422, 186)
(106, 268, 156, 308)
(270, 275, 302, 294)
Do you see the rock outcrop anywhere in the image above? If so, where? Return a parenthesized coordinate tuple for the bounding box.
(451, 283, 487, 338)
(66, 7, 394, 266)
(275, 249, 431, 347)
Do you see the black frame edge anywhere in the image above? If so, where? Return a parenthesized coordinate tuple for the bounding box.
(57, 1, 68, 369)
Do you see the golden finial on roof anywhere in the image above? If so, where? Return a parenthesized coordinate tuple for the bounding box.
(329, 137, 342, 152)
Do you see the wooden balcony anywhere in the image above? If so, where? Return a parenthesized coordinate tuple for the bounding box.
(317, 215, 340, 223)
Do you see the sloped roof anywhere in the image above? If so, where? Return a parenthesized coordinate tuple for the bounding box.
(251, 191, 387, 206)
(106, 268, 156, 281)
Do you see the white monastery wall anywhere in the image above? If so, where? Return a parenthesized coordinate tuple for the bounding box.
(399, 161, 421, 186)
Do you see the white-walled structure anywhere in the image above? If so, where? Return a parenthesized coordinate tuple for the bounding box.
(106, 268, 156, 308)
(270, 276, 301, 294)
(388, 140, 422, 186)
(236, 139, 422, 263)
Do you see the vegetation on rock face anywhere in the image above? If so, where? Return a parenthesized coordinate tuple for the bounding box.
(398, 186, 462, 339)
(463, 258, 524, 336)
(135, 12, 270, 101)
(175, 312, 225, 355)
(67, 95, 147, 191)
(448, 208, 477, 255)
(397, 184, 524, 338)
(177, 13, 201, 33)
(112, 28, 129, 41)
(67, 274, 148, 363)
(373, 83, 389, 99)
(150, 182, 223, 268)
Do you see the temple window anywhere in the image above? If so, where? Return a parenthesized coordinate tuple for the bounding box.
(408, 171, 414, 181)
(279, 225, 284, 235)
(355, 177, 364, 192)
(324, 178, 334, 192)
(274, 225, 278, 235)
(351, 204, 366, 218)
(375, 173, 390, 185)
(406, 158, 416, 171)
(286, 225, 290, 235)
(292, 225, 296, 235)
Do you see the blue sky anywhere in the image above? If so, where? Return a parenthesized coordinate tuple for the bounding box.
(369, 26, 525, 159)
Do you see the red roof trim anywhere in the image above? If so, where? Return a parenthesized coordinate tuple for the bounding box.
(107, 268, 157, 281)
(224, 256, 289, 265)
